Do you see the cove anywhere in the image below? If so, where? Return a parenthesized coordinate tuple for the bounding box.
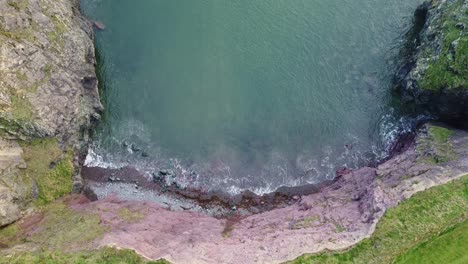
(81, 0, 424, 194)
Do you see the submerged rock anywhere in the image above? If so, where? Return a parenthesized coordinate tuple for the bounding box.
(130, 144, 141, 152)
(92, 21, 106, 30)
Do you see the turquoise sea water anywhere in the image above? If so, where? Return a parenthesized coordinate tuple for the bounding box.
(82, 0, 424, 194)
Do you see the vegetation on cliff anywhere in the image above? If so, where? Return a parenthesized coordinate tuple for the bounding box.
(19, 139, 74, 205)
(0, 197, 166, 263)
(0, 0, 102, 228)
(0, 197, 105, 250)
(416, 125, 456, 164)
(0, 0, 467, 263)
(420, 0, 468, 90)
(0, 247, 168, 264)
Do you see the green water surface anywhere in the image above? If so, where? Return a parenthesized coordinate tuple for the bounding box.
(82, 0, 424, 194)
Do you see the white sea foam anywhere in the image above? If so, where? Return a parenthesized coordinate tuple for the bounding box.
(83, 111, 430, 196)
(84, 148, 122, 169)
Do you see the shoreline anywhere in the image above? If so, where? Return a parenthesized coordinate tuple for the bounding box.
(1, 0, 466, 263)
(74, 122, 468, 264)
(81, 125, 419, 217)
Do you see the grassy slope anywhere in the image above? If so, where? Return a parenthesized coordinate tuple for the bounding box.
(19, 138, 74, 205)
(0, 198, 167, 264)
(0, 247, 168, 264)
(291, 175, 468, 264)
(0, 199, 105, 251)
(395, 220, 468, 264)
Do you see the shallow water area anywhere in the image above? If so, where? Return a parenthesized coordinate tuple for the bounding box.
(81, 0, 424, 195)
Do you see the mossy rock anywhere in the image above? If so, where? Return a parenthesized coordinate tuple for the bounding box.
(18, 138, 74, 205)
(419, 0, 468, 91)
(416, 124, 457, 164)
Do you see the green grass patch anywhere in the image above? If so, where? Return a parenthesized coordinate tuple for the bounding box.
(19, 138, 74, 205)
(291, 216, 322, 230)
(290, 175, 468, 264)
(427, 125, 452, 142)
(395, 220, 468, 264)
(416, 125, 456, 164)
(420, 0, 468, 91)
(45, 14, 68, 49)
(7, 0, 28, 11)
(0, 21, 38, 43)
(0, 198, 106, 251)
(0, 247, 168, 264)
(117, 207, 145, 223)
(29, 202, 105, 250)
(10, 94, 33, 121)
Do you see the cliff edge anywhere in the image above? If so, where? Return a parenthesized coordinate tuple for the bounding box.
(0, 0, 102, 226)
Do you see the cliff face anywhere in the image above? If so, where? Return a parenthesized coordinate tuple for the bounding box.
(0, 0, 102, 226)
(0, 0, 466, 262)
(0, 0, 102, 140)
(398, 0, 468, 126)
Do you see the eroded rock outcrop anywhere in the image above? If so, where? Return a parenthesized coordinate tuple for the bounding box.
(0, 139, 27, 226)
(0, 0, 102, 226)
(398, 0, 468, 126)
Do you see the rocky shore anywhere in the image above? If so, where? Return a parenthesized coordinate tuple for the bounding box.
(72, 123, 468, 264)
(0, 0, 467, 263)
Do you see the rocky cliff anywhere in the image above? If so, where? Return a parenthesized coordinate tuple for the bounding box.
(0, 0, 466, 263)
(398, 0, 468, 126)
(0, 0, 102, 226)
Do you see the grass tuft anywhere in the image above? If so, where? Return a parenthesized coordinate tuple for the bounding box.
(19, 138, 74, 205)
(0, 198, 106, 251)
(117, 207, 145, 223)
(416, 125, 456, 164)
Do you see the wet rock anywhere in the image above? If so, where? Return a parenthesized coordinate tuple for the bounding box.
(336, 167, 352, 177)
(159, 169, 174, 176)
(108, 176, 121, 182)
(131, 144, 141, 152)
(152, 172, 164, 183)
(92, 21, 106, 30)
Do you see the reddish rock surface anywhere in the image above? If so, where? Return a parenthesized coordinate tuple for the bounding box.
(71, 125, 468, 263)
